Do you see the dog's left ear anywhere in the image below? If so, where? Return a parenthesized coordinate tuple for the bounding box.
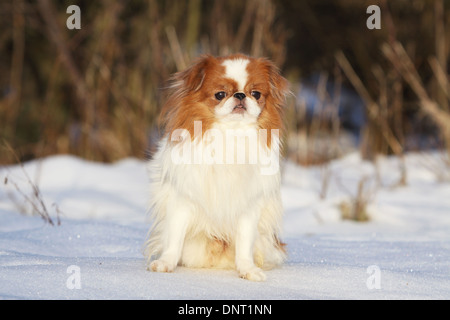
(258, 58, 290, 104)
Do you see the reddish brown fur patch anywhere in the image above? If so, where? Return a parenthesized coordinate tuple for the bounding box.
(206, 237, 231, 267)
(159, 55, 218, 139)
(247, 57, 289, 148)
(275, 236, 287, 254)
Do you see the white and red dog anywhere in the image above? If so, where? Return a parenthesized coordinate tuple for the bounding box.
(144, 54, 289, 281)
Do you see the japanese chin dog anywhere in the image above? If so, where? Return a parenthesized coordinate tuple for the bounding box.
(144, 54, 289, 281)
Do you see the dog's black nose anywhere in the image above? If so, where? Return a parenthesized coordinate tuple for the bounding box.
(233, 92, 246, 100)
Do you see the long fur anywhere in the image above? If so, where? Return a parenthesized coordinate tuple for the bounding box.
(144, 54, 289, 281)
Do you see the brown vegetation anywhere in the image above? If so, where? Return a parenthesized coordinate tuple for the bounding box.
(1, 0, 449, 166)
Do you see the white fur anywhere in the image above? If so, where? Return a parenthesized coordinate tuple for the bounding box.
(222, 58, 249, 91)
(144, 121, 285, 281)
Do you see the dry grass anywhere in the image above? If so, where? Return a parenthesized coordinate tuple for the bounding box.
(0, 0, 287, 164)
(2, 141, 61, 225)
(286, 70, 346, 166)
(381, 41, 450, 156)
(337, 175, 377, 222)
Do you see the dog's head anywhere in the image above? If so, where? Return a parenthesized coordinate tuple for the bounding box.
(160, 54, 289, 145)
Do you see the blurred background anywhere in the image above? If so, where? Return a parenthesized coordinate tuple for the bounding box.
(1, 0, 449, 168)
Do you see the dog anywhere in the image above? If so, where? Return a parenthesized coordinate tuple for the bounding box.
(144, 54, 289, 281)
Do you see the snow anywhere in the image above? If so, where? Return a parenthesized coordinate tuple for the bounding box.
(0, 152, 449, 300)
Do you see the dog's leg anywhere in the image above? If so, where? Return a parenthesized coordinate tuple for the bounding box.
(235, 212, 266, 281)
(150, 204, 191, 273)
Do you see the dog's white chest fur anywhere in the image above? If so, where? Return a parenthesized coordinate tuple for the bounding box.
(150, 124, 279, 231)
(145, 124, 285, 281)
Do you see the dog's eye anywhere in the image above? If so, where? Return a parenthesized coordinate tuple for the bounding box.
(215, 91, 227, 101)
(251, 91, 261, 100)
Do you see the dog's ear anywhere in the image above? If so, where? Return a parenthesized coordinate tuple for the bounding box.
(174, 55, 215, 92)
(265, 59, 290, 104)
(160, 55, 216, 135)
(252, 57, 290, 104)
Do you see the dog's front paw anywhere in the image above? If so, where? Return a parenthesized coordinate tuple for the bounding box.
(238, 265, 267, 282)
(149, 260, 176, 273)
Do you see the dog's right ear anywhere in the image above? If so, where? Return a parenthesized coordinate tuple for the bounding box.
(174, 54, 215, 92)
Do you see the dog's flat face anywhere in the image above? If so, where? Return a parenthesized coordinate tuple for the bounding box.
(162, 54, 289, 138)
(208, 57, 268, 122)
(196, 55, 286, 122)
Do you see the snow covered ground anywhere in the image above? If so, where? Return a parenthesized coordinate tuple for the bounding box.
(0, 152, 449, 299)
